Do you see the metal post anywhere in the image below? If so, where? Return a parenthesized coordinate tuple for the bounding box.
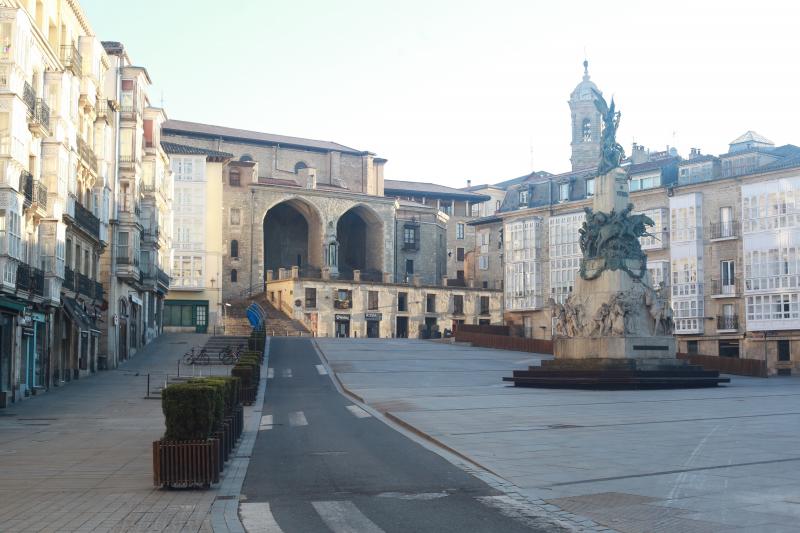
(146, 373, 150, 397)
(249, 189, 255, 297)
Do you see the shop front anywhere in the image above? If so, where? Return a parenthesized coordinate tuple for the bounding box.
(365, 312, 382, 338)
(335, 314, 350, 338)
(0, 297, 25, 407)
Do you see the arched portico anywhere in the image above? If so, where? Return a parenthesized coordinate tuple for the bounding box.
(335, 204, 384, 278)
(263, 198, 324, 275)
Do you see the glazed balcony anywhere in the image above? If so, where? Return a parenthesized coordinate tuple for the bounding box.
(116, 255, 141, 284)
(60, 45, 82, 77)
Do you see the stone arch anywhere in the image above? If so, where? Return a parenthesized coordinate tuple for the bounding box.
(262, 196, 324, 275)
(335, 203, 384, 278)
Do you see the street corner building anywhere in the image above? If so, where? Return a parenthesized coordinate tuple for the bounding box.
(0, 1, 172, 407)
(160, 121, 504, 339)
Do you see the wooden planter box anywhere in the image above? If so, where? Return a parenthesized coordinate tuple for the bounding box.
(239, 385, 257, 406)
(153, 438, 220, 489)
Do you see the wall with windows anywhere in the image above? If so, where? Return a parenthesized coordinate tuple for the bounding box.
(670, 193, 704, 334)
(548, 212, 583, 304)
(504, 217, 543, 311)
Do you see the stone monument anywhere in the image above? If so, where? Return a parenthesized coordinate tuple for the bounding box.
(505, 91, 728, 388)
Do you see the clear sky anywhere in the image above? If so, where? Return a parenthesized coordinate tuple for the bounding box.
(81, 0, 799, 188)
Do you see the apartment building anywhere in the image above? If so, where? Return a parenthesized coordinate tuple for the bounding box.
(0, 2, 170, 407)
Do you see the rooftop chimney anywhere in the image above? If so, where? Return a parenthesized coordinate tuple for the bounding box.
(466, 179, 472, 188)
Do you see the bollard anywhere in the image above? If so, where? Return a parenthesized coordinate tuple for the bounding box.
(147, 373, 150, 397)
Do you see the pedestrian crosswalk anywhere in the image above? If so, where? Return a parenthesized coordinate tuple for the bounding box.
(239, 495, 520, 533)
(281, 368, 293, 378)
(287, 411, 308, 427)
(316, 364, 328, 375)
(267, 367, 274, 379)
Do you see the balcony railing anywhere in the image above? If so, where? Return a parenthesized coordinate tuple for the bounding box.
(28, 98, 50, 133)
(76, 136, 98, 173)
(94, 281, 104, 301)
(96, 99, 108, 117)
(157, 267, 170, 287)
(20, 171, 33, 206)
(76, 272, 93, 297)
(30, 267, 44, 296)
(333, 299, 352, 310)
(710, 220, 739, 240)
(141, 229, 160, 241)
(402, 242, 419, 251)
(717, 315, 739, 331)
(116, 255, 140, 267)
(60, 45, 82, 77)
(22, 81, 35, 111)
(63, 266, 75, 291)
(16, 263, 30, 291)
(73, 201, 100, 239)
(34, 180, 47, 208)
(710, 278, 739, 297)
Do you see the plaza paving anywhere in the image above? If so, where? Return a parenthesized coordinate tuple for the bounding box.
(0, 333, 255, 533)
(316, 338, 800, 533)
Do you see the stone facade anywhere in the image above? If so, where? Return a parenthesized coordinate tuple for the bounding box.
(266, 276, 502, 339)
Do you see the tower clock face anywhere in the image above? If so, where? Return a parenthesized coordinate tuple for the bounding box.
(580, 88, 591, 100)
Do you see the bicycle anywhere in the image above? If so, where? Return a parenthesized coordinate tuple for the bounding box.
(183, 347, 211, 365)
(221, 344, 244, 365)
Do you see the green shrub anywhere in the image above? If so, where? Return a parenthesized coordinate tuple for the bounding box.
(231, 365, 253, 388)
(162, 383, 217, 441)
(189, 377, 239, 415)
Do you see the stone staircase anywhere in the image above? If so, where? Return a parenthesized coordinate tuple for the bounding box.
(225, 293, 309, 337)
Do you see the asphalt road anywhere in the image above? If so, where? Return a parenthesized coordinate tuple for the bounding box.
(240, 337, 551, 533)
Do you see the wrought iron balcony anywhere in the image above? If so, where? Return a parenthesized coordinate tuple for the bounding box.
(27, 98, 50, 135)
(34, 180, 47, 209)
(333, 299, 352, 310)
(157, 267, 170, 287)
(710, 278, 739, 297)
(16, 263, 31, 291)
(141, 228, 160, 241)
(73, 201, 100, 240)
(30, 267, 44, 296)
(709, 220, 739, 240)
(63, 266, 75, 291)
(116, 255, 140, 267)
(717, 314, 738, 331)
(76, 136, 98, 173)
(76, 272, 93, 297)
(60, 45, 82, 77)
(94, 281, 104, 301)
(22, 81, 35, 111)
(20, 171, 33, 207)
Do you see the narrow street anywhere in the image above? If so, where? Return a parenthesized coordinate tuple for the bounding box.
(241, 337, 549, 533)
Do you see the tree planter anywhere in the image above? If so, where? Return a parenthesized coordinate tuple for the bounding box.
(239, 385, 257, 406)
(153, 438, 220, 488)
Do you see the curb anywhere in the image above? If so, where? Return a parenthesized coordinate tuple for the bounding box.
(210, 337, 271, 533)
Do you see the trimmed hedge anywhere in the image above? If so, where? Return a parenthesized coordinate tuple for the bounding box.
(162, 384, 217, 441)
(231, 366, 254, 388)
(188, 376, 240, 416)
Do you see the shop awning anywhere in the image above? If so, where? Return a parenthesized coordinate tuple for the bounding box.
(63, 297, 100, 333)
(0, 296, 26, 313)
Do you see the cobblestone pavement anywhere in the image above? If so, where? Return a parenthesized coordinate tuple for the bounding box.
(0, 333, 253, 533)
(317, 338, 800, 533)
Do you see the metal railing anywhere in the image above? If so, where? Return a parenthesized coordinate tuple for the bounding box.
(31, 267, 44, 296)
(157, 267, 170, 287)
(16, 263, 31, 291)
(28, 98, 50, 132)
(21, 171, 33, 206)
(717, 315, 738, 331)
(60, 45, 82, 77)
(709, 220, 739, 240)
(34, 180, 47, 208)
(402, 242, 419, 251)
(76, 272, 93, 297)
(63, 266, 75, 291)
(73, 200, 100, 239)
(116, 255, 140, 267)
(96, 99, 108, 116)
(94, 281, 104, 301)
(22, 81, 35, 111)
(710, 278, 738, 296)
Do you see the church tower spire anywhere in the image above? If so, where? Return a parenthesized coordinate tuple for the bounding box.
(569, 60, 602, 171)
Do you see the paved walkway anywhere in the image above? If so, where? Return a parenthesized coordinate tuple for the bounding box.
(316, 338, 800, 533)
(0, 333, 254, 533)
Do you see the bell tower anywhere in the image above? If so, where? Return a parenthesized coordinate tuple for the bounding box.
(569, 60, 602, 171)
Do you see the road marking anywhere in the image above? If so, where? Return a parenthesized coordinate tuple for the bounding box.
(312, 500, 385, 533)
(259, 415, 274, 430)
(267, 368, 274, 379)
(346, 405, 371, 418)
(316, 364, 328, 375)
(281, 368, 292, 378)
(476, 495, 557, 529)
(377, 491, 448, 500)
(288, 411, 308, 427)
(240, 502, 284, 533)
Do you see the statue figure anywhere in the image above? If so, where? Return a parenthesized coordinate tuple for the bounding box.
(564, 301, 584, 337)
(548, 298, 567, 337)
(593, 89, 625, 175)
(610, 294, 628, 336)
(591, 302, 612, 337)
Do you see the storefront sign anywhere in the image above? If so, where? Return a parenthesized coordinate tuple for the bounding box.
(31, 312, 45, 323)
(334, 314, 350, 322)
(365, 312, 382, 321)
(129, 293, 142, 306)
